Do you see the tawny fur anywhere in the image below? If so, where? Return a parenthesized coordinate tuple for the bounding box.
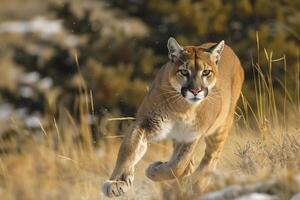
(102, 38, 244, 198)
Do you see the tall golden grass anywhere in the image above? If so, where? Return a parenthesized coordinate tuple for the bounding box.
(0, 38, 299, 199)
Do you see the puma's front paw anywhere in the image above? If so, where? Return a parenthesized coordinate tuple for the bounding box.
(102, 180, 129, 197)
(102, 174, 134, 197)
(145, 161, 170, 181)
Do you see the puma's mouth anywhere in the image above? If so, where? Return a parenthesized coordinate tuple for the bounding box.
(189, 97, 201, 101)
(186, 97, 202, 104)
(183, 87, 208, 105)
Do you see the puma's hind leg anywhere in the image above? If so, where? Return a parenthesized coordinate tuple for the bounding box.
(190, 118, 233, 194)
(146, 140, 197, 181)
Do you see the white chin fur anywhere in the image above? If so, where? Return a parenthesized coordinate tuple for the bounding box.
(185, 91, 206, 105)
(186, 98, 201, 105)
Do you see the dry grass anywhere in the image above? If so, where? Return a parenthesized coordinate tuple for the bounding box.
(0, 37, 300, 200)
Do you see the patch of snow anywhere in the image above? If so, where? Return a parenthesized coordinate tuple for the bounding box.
(16, 108, 29, 118)
(25, 115, 41, 128)
(88, 114, 97, 125)
(291, 193, 300, 200)
(65, 34, 80, 48)
(39, 77, 53, 90)
(201, 185, 242, 200)
(0, 17, 62, 37)
(19, 86, 34, 98)
(0, 104, 13, 120)
(235, 193, 279, 200)
(20, 72, 40, 84)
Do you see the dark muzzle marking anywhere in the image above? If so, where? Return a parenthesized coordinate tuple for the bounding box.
(181, 87, 188, 97)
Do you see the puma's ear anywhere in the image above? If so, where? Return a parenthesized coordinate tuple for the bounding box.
(206, 40, 225, 65)
(167, 37, 183, 62)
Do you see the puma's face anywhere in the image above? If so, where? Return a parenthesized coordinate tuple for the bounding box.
(167, 38, 224, 105)
(169, 56, 217, 104)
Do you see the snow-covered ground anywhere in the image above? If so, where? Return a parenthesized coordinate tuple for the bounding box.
(0, 17, 62, 37)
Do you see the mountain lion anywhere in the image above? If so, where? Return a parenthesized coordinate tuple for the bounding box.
(102, 37, 244, 197)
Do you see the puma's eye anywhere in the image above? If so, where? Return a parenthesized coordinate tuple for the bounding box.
(179, 69, 189, 76)
(202, 69, 211, 76)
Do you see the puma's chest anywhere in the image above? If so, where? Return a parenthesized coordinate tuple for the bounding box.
(153, 119, 201, 143)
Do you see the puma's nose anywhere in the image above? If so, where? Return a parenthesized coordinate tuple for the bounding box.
(190, 88, 201, 95)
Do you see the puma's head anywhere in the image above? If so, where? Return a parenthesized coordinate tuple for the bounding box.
(167, 37, 224, 105)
